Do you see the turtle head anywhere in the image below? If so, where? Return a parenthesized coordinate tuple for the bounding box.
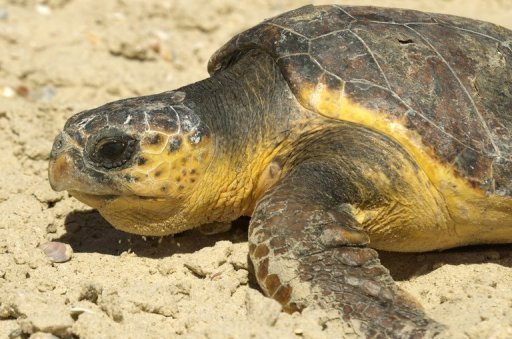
(49, 91, 215, 235)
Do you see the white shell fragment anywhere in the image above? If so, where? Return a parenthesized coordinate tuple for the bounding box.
(1, 86, 15, 97)
(40, 241, 73, 263)
(35, 4, 52, 16)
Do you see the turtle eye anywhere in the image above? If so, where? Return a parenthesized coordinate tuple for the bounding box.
(93, 137, 135, 169)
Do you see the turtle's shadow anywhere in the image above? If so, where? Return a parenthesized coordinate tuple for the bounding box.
(57, 210, 512, 280)
(56, 210, 248, 258)
(379, 244, 512, 281)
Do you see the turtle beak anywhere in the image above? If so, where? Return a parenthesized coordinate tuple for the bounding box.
(48, 153, 74, 192)
(48, 132, 75, 192)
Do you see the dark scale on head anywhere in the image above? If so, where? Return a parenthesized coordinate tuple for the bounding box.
(138, 157, 147, 165)
(168, 136, 182, 153)
(148, 133, 162, 145)
(188, 123, 210, 145)
(83, 115, 107, 134)
(147, 108, 179, 132)
(160, 184, 169, 192)
(154, 170, 162, 177)
(190, 169, 196, 175)
(123, 174, 136, 183)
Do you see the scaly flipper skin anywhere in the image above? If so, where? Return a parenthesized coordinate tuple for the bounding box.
(249, 160, 444, 338)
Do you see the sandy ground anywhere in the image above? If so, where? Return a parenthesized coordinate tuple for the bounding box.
(0, 0, 511, 338)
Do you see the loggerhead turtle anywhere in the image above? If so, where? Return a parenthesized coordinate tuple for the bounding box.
(48, 5, 512, 337)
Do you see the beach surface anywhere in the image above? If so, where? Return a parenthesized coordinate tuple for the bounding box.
(0, 0, 511, 338)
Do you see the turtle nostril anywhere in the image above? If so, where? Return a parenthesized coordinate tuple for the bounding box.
(50, 132, 66, 161)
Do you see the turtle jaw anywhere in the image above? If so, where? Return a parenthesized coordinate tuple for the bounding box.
(70, 190, 194, 236)
(49, 151, 167, 206)
(66, 187, 191, 236)
(68, 190, 167, 208)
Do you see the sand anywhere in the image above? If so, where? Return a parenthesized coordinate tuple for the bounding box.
(0, 0, 511, 338)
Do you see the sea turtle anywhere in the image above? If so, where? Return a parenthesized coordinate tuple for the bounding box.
(48, 5, 512, 337)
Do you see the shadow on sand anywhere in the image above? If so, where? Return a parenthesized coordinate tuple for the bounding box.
(56, 210, 512, 281)
(56, 210, 249, 258)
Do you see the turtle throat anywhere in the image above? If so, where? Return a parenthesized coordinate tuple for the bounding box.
(178, 49, 308, 223)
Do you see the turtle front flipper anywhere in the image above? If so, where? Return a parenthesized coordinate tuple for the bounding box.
(249, 160, 445, 338)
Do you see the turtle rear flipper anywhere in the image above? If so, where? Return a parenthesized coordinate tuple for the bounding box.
(249, 160, 445, 337)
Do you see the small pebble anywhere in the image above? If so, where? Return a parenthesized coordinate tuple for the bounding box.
(69, 307, 95, 317)
(40, 242, 73, 263)
(33, 86, 56, 101)
(55, 286, 68, 295)
(8, 329, 22, 339)
(14, 255, 26, 265)
(0, 8, 8, 20)
(15, 85, 30, 97)
(152, 29, 170, 41)
(37, 281, 56, 293)
(35, 4, 51, 16)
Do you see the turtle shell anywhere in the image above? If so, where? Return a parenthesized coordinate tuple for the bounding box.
(208, 5, 512, 197)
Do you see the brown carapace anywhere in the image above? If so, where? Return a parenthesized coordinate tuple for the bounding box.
(49, 5, 512, 338)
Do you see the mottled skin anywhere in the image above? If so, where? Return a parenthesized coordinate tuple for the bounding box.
(49, 5, 512, 338)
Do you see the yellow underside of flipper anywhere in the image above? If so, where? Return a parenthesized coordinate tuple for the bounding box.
(300, 84, 512, 251)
